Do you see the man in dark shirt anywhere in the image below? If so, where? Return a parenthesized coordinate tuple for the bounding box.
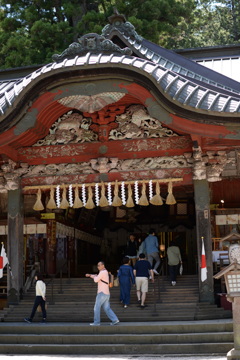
(126, 233, 138, 266)
(133, 253, 154, 308)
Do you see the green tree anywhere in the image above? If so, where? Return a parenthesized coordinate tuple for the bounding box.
(0, 0, 111, 68)
(176, 0, 240, 48)
(0, 0, 239, 69)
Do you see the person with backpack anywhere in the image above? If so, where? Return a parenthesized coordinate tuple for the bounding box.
(144, 229, 160, 275)
(85, 261, 119, 326)
(167, 241, 182, 286)
(24, 273, 47, 323)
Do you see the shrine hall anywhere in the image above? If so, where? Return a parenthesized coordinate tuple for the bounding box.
(1, 11, 240, 307)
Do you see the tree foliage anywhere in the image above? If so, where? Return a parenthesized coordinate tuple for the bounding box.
(0, 0, 239, 69)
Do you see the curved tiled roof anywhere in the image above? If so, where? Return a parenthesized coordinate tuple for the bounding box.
(103, 21, 240, 95)
(133, 37, 240, 94)
(1, 52, 240, 122)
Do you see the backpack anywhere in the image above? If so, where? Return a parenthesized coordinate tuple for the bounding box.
(101, 272, 114, 287)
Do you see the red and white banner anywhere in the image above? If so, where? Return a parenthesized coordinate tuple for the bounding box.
(201, 237, 207, 282)
(0, 243, 9, 278)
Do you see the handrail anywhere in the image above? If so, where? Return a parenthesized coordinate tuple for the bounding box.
(23, 262, 40, 293)
(46, 259, 70, 305)
(152, 258, 166, 315)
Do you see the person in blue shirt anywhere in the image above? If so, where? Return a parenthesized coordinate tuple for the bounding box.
(118, 257, 135, 308)
(144, 229, 160, 275)
(133, 253, 154, 308)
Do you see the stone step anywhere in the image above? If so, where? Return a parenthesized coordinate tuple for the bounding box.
(2, 275, 231, 323)
(0, 320, 233, 355)
(0, 332, 233, 344)
(5, 311, 231, 322)
(0, 320, 233, 333)
(0, 342, 233, 355)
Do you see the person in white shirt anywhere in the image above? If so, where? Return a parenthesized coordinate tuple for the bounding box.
(24, 273, 47, 323)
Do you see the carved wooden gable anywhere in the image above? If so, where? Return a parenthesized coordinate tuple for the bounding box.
(33, 103, 179, 146)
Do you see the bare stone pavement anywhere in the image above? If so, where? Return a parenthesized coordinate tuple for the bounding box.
(0, 355, 227, 360)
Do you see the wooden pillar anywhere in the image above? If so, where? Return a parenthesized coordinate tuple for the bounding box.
(194, 179, 214, 303)
(46, 220, 56, 275)
(7, 189, 24, 304)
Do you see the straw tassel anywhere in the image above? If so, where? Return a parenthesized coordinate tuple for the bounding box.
(33, 189, 44, 211)
(138, 181, 149, 206)
(85, 186, 95, 209)
(150, 181, 163, 206)
(112, 180, 122, 207)
(166, 181, 176, 205)
(46, 186, 57, 209)
(126, 184, 135, 208)
(60, 185, 69, 209)
(99, 182, 109, 207)
(73, 186, 83, 208)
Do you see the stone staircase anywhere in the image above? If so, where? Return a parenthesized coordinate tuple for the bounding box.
(0, 319, 233, 355)
(0, 275, 233, 355)
(1, 275, 232, 322)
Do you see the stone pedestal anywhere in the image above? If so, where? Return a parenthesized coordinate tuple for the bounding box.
(227, 296, 240, 360)
(194, 179, 214, 303)
(7, 189, 24, 304)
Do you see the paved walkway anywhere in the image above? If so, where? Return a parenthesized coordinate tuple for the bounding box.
(0, 356, 228, 359)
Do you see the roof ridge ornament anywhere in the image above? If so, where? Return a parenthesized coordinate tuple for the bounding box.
(102, 8, 143, 43)
(52, 33, 132, 63)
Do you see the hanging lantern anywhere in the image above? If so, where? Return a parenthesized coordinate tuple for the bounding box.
(73, 186, 83, 208)
(166, 181, 176, 205)
(33, 189, 44, 211)
(112, 180, 122, 207)
(99, 182, 109, 207)
(150, 181, 163, 206)
(126, 184, 135, 208)
(47, 186, 57, 209)
(138, 181, 149, 206)
(85, 186, 95, 209)
(60, 185, 69, 209)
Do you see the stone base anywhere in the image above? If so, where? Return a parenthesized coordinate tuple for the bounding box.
(8, 288, 19, 305)
(227, 348, 240, 360)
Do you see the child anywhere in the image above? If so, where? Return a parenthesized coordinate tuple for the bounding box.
(24, 273, 47, 323)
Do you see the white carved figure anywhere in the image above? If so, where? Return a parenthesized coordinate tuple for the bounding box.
(0, 160, 29, 190)
(0, 176, 6, 193)
(206, 163, 225, 182)
(90, 157, 118, 173)
(34, 111, 97, 145)
(109, 104, 177, 140)
(118, 156, 190, 171)
(192, 147, 231, 182)
(192, 146, 207, 180)
(26, 162, 94, 177)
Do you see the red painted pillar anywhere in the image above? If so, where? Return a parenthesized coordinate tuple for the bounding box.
(46, 220, 57, 275)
